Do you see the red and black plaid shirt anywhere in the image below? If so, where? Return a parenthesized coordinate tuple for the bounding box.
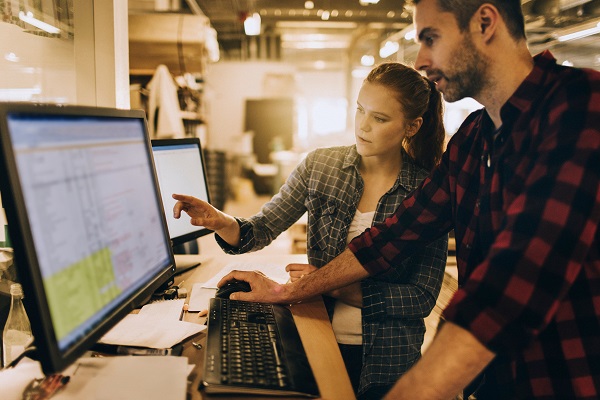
(349, 51, 600, 398)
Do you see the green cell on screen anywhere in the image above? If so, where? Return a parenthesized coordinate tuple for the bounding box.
(3, 225, 10, 248)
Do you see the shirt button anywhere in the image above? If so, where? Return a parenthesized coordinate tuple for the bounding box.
(475, 200, 481, 209)
(465, 244, 472, 249)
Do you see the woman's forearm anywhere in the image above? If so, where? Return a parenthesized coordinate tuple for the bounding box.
(215, 214, 242, 247)
(327, 282, 363, 307)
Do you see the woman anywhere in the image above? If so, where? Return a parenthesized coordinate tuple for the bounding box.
(173, 63, 448, 399)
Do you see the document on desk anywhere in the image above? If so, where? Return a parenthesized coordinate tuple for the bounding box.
(188, 284, 216, 312)
(202, 260, 290, 288)
(98, 299, 205, 349)
(0, 358, 45, 400)
(56, 356, 191, 400)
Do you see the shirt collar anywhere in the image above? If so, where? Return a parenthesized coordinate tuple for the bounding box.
(498, 50, 558, 148)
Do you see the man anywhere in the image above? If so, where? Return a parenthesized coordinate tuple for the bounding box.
(193, 0, 600, 398)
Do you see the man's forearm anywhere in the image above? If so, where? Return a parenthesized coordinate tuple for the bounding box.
(284, 248, 370, 304)
(384, 321, 495, 399)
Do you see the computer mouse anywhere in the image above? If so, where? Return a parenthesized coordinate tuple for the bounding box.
(215, 279, 252, 299)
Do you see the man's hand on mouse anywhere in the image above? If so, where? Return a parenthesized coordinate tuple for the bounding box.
(217, 270, 288, 304)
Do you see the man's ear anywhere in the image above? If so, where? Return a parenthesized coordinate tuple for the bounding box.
(472, 4, 500, 43)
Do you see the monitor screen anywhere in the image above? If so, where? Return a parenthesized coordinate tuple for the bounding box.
(151, 138, 213, 246)
(0, 103, 175, 373)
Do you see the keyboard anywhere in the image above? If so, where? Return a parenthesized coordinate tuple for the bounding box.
(202, 298, 320, 397)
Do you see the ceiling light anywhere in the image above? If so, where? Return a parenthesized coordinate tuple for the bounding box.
(305, 1, 314, 9)
(556, 21, 600, 42)
(321, 11, 330, 20)
(4, 52, 19, 63)
(361, 55, 375, 66)
(18, 11, 60, 34)
(379, 41, 399, 58)
(244, 12, 261, 36)
(404, 29, 416, 41)
(359, 0, 380, 4)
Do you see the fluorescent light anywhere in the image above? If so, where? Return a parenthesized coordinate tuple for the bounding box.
(4, 52, 19, 62)
(18, 11, 60, 34)
(281, 41, 349, 49)
(557, 21, 600, 42)
(379, 41, 399, 58)
(359, 0, 380, 4)
(244, 13, 261, 36)
(404, 29, 416, 41)
(361, 55, 375, 66)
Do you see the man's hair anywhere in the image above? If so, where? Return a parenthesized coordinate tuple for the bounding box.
(409, 0, 527, 41)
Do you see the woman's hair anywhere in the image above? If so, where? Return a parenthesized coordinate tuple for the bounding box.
(365, 62, 445, 171)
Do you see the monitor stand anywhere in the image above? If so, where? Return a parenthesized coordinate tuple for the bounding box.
(173, 254, 211, 275)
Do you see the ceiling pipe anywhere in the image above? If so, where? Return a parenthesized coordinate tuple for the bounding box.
(184, 0, 204, 15)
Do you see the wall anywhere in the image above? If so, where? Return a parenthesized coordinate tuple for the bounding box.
(0, 22, 76, 103)
(205, 61, 353, 153)
(0, 0, 129, 108)
(204, 61, 297, 152)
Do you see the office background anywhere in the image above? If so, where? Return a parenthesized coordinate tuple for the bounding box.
(1, 0, 599, 339)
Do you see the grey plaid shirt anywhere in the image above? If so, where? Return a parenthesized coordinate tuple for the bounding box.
(216, 145, 447, 394)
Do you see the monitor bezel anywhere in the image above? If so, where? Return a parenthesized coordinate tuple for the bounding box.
(0, 102, 176, 374)
(151, 137, 214, 246)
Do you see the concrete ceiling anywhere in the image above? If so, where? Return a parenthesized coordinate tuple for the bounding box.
(128, 0, 600, 70)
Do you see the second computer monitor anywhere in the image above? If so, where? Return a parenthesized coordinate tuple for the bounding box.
(151, 138, 213, 246)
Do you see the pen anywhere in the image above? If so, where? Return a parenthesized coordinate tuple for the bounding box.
(179, 303, 189, 321)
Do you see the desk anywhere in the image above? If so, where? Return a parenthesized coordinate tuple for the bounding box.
(175, 253, 355, 400)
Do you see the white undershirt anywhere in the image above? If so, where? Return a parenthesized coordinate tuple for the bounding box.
(332, 209, 375, 345)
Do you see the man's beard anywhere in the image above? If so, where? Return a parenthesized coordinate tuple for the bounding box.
(439, 37, 489, 103)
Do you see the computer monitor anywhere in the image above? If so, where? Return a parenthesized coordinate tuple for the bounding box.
(0, 103, 175, 374)
(151, 138, 213, 246)
(151, 138, 214, 274)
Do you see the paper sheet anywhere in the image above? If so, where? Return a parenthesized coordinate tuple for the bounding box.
(202, 261, 290, 288)
(0, 358, 45, 400)
(98, 299, 205, 348)
(55, 356, 190, 400)
(187, 284, 216, 312)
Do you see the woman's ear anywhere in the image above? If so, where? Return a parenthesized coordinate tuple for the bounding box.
(407, 117, 423, 137)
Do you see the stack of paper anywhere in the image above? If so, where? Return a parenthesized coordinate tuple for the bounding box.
(99, 299, 205, 349)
